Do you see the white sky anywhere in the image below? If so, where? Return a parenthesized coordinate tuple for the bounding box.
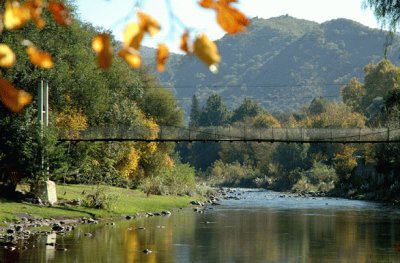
(75, 0, 382, 52)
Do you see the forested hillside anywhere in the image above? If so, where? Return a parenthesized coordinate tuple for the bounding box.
(157, 15, 400, 115)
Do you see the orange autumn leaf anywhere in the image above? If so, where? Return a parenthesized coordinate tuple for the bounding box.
(137, 11, 160, 36)
(0, 78, 32, 112)
(26, 46, 53, 68)
(193, 33, 220, 69)
(4, 0, 31, 30)
(215, 1, 249, 34)
(123, 23, 144, 50)
(180, 31, 191, 54)
(48, 1, 72, 26)
(118, 47, 141, 69)
(0, 44, 16, 68)
(92, 33, 113, 69)
(156, 43, 169, 72)
(199, 0, 249, 34)
(199, 0, 214, 8)
(26, 0, 45, 29)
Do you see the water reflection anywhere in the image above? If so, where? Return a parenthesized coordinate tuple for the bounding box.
(3, 192, 400, 263)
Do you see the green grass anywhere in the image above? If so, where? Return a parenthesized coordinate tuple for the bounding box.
(0, 184, 192, 224)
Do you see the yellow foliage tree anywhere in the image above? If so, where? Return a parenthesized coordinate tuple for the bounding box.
(333, 145, 358, 179)
(304, 103, 366, 128)
(252, 113, 281, 129)
(55, 106, 88, 139)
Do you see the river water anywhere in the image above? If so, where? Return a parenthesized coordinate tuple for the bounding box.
(4, 189, 400, 263)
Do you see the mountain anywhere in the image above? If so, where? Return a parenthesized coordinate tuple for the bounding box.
(152, 15, 399, 116)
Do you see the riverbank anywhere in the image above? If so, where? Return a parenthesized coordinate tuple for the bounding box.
(0, 184, 193, 225)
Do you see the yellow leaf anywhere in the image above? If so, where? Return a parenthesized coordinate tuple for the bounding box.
(180, 31, 191, 54)
(0, 78, 32, 112)
(199, 0, 215, 8)
(118, 47, 141, 68)
(26, 46, 53, 69)
(4, 0, 31, 30)
(26, 0, 45, 29)
(193, 33, 220, 69)
(215, 1, 249, 34)
(156, 43, 169, 72)
(48, 1, 72, 26)
(0, 44, 16, 68)
(92, 33, 113, 69)
(137, 11, 160, 36)
(123, 23, 144, 50)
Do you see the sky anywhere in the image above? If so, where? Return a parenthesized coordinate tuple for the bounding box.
(75, 0, 382, 52)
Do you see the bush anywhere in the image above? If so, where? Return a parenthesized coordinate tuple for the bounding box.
(83, 185, 119, 210)
(139, 163, 197, 196)
(292, 162, 338, 193)
(207, 160, 264, 187)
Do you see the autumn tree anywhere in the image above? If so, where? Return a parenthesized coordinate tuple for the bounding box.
(341, 77, 366, 113)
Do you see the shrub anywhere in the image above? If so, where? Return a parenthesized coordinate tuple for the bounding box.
(83, 185, 119, 210)
(292, 162, 338, 193)
(207, 160, 264, 187)
(139, 163, 197, 196)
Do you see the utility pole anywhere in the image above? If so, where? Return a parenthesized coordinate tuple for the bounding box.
(38, 80, 57, 205)
(38, 79, 49, 179)
(38, 79, 49, 128)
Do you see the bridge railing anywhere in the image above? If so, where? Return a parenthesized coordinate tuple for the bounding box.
(59, 126, 400, 143)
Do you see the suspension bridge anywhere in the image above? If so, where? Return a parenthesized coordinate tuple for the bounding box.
(57, 126, 400, 144)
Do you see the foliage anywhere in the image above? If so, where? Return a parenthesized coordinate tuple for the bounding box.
(55, 106, 88, 139)
(139, 87, 183, 126)
(272, 143, 310, 172)
(341, 77, 366, 112)
(0, 106, 67, 191)
(333, 145, 358, 180)
(292, 162, 338, 193)
(364, 0, 400, 29)
(83, 185, 120, 210)
(199, 93, 230, 126)
(230, 98, 264, 123)
(139, 163, 197, 196)
(308, 97, 331, 116)
(189, 94, 200, 127)
(251, 113, 281, 128)
(208, 160, 263, 187)
(304, 102, 366, 128)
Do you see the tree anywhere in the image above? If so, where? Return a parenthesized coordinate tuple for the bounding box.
(364, 0, 400, 29)
(139, 87, 183, 126)
(308, 97, 331, 115)
(189, 94, 200, 128)
(199, 94, 230, 126)
(230, 98, 264, 123)
(341, 77, 366, 113)
(362, 59, 400, 111)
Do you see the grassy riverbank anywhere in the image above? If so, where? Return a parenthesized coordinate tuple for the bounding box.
(0, 184, 193, 224)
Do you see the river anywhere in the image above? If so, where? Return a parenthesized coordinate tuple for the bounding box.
(3, 189, 400, 263)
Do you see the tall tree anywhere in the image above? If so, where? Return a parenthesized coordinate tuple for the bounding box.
(189, 94, 200, 128)
(199, 94, 230, 126)
(230, 98, 264, 123)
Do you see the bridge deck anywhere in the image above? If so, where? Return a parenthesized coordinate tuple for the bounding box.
(58, 126, 400, 143)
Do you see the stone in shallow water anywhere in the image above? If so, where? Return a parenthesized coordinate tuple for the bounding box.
(143, 248, 152, 254)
